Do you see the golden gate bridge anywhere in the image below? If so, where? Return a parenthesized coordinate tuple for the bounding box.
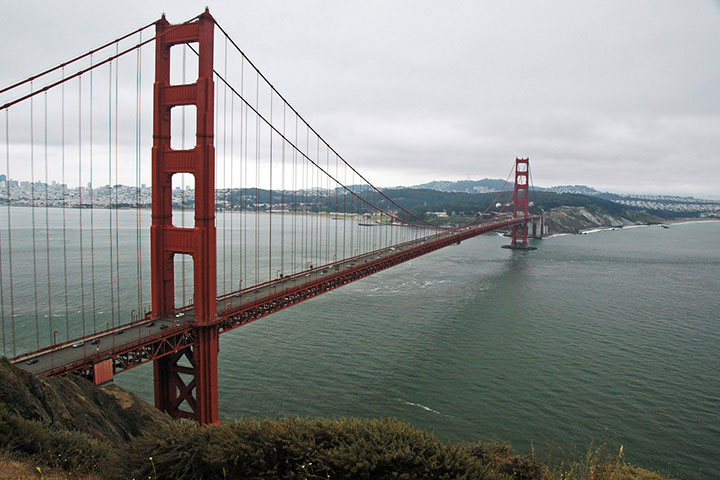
(0, 10, 540, 424)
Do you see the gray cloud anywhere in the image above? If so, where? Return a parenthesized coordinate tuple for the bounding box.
(1, 0, 718, 198)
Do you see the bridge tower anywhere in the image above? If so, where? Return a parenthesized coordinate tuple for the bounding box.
(503, 157, 537, 250)
(151, 10, 219, 424)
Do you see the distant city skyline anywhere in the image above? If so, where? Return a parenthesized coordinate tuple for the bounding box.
(2, 171, 719, 202)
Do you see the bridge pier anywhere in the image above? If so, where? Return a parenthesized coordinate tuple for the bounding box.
(502, 241, 537, 250)
(153, 327, 219, 423)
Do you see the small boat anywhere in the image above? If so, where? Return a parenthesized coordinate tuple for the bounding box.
(358, 222, 374, 227)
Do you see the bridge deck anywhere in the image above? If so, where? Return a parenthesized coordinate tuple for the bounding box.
(13, 217, 536, 380)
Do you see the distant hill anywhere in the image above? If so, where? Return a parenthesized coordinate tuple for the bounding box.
(399, 180, 719, 217)
(383, 188, 669, 232)
(405, 178, 511, 193)
(403, 179, 604, 195)
(546, 184, 601, 195)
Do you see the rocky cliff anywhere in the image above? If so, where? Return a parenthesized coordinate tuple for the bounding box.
(543, 206, 666, 235)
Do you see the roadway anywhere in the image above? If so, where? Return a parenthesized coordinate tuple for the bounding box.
(13, 217, 533, 378)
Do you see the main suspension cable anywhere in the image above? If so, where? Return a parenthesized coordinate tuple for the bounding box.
(1, 15, 202, 112)
(0, 21, 156, 96)
(212, 19, 450, 231)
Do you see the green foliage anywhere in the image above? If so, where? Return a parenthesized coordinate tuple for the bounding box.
(469, 442, 547, 480)
(0, 413, 113, 475)
(381, 188, 664, 225)
(123, 417, 497, 480)
(0, 401, 7, 434)
(546, 443, 675, 480)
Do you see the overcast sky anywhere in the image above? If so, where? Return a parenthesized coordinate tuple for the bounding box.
(1, 1, 719, 198)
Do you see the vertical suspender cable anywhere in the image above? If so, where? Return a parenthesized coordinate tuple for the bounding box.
(89, 57, 97, 334)
(292, 114, 297, 273)
(255, 72, 260, 286)
(30, 83, 40, 349)
(343, 159, 347, 260)
(304, 126, 309, 268)
(230, 89, 235, 293)
(376, 190, 380, 249)
(232, 54, 239, 293)
(108, 62, 116, 328)
(325, 147, 329, 263)
(4, 110, 16, 356)
(318, 139, 322, 263)
(114, 45, 121, 322)
(222, 36, 228, 296)
(78, 77, 86, 338)
(326, 147, 330, 263)
(311, 137, 315, 265)
(0, 115, 6, 355)
(268, 89, 273, 282)
(241, 57, 246, 292)
(374, 189, 378, 249)
(281, 102, 285, 276)
(315, 137, 320, 264)
(350, 169, 354, 257)
(44, 92, 52, 342)
(214, 73, 220, 301)
(300, 123, 305, 269)
(242, 61, 248, 290)
(61, 70, 69, 342)
(136, 32, 144, 315)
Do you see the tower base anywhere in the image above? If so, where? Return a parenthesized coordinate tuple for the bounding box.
(502, 243, 537, 250)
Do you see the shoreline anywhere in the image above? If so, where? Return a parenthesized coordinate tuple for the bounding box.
(544, 217, 719, 239)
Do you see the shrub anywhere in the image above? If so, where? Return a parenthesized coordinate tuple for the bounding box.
(124, 417, 497, 480)
(0, 401, 7, 434)
(0, 413, 113, 475)
(546, 444, 672, 480)
(468, 442, 547, 480)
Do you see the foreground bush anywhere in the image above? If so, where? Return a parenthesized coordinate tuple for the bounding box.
(123, 417, 498, 480)
(547, 444, 670, 480)
(0, 414, 110, 475)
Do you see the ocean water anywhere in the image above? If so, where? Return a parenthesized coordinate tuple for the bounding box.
(2, 207, 718, 477)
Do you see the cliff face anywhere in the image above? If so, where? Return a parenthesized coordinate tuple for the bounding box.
(0, 357, 168, 444)
(543, 206, 665, 234)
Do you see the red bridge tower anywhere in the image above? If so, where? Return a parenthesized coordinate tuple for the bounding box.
(503, 157, 538, 250)
(151, 10, 219, 424)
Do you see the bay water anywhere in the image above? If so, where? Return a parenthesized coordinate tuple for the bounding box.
(122, 220, 720, 478)
(1, 207, 717, 477)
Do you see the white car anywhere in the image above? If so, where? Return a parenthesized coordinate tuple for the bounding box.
(72, 341, 84, 348)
